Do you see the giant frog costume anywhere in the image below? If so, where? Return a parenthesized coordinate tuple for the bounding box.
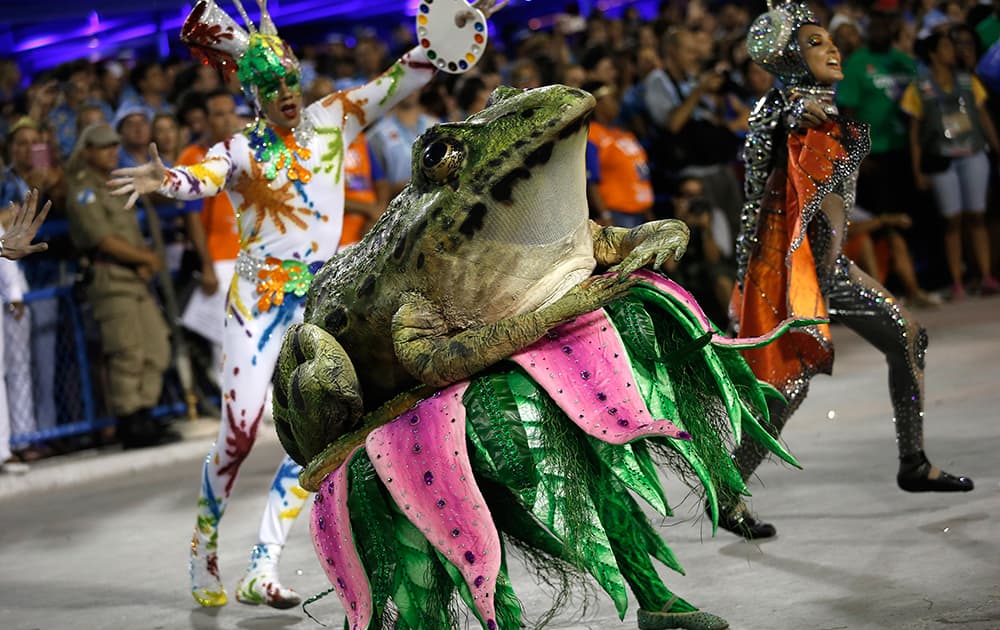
(273, 84, 813, 630)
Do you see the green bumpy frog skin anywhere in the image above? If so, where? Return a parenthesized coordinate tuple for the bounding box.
(271, 85, 690, 481)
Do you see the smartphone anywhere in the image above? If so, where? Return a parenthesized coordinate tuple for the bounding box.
(30, 142, 51, 170)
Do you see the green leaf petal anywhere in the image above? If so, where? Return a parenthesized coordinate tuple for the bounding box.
(389, 503, 454, 628)
(632, 286, 743, 438)
(346, 451, 396, 620)
(589, 438, 669, 517)
(740, 401, 801, 468)
(464, 373, 538, 501)
(509, 370, 630, 617)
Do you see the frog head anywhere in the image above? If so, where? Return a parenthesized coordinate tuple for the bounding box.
(407, 84, 595, 248)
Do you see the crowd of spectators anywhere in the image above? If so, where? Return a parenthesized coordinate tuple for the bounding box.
(3, 0, 1000, 470)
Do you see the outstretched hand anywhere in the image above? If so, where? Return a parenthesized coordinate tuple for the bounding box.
(1, 189, 51, 260)
(108, 143, 166, 209)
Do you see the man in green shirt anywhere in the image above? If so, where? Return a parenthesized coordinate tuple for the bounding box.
(976, 0, 1000, 49)
(837, 26, 917, 153)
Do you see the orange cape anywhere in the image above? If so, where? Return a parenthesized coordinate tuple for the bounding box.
(732, 123, 861, 393)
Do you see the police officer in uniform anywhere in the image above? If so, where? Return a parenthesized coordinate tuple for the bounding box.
(66, 123, 177, 448)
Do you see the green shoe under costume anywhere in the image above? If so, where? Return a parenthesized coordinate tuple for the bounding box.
(637, 608, 730, 630)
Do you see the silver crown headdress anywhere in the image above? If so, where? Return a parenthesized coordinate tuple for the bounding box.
(746, 1, 820, 85)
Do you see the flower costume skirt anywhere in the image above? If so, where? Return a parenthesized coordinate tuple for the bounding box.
(300, 271, 806, 629)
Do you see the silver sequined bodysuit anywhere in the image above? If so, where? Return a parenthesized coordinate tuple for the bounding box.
(732, 86, 928, 480)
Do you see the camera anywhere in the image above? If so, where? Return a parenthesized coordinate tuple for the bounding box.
(708, 62, 740, 94)
(687, 197, 712, 216)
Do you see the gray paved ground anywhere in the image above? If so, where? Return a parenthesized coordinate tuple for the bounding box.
(0, 297, 998, 630)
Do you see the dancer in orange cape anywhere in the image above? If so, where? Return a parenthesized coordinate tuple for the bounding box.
(725, 1, 973, 539)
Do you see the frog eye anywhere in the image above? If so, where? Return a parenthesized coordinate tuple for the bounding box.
(421, 140, 465, 182)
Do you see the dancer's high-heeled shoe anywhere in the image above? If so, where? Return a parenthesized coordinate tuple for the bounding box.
(897, 450, 974, 492)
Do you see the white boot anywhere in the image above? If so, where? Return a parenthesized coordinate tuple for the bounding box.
(235, 543, 301, 609)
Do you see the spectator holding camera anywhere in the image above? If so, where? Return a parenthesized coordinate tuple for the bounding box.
(0, 117, 61, 211)
(645, 27, 743, 232)
(1, 118, 66, 450)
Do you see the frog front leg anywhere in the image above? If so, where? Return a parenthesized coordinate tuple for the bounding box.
(392, 278, 636, 387)
(272, 323, 365, 466)
(591, 219, 690, 278)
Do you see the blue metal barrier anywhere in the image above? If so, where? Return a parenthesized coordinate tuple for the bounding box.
(7, 285, 108, 446)
(9, 285, 189, 448)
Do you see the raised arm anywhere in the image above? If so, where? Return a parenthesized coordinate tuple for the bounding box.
(322, 0, 509, 144)
(109, 141, 234, 207)
(322, 48, 437, 146)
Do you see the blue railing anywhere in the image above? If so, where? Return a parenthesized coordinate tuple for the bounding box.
(8, 284, 188, 447)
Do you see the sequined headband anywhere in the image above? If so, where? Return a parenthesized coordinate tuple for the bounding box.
(746, 1, 820, 85)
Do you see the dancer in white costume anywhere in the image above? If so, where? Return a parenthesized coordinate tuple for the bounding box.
(110, 0, 503, 609)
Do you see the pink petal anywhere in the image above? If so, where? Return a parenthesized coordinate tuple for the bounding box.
(310, 446, 372, 630)
(510, 308, 690, 444)
(366, 382, 501, 630)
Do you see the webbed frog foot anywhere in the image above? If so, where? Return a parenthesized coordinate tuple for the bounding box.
(610, 219, 690, 278)
(272, 323, 365, 466)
